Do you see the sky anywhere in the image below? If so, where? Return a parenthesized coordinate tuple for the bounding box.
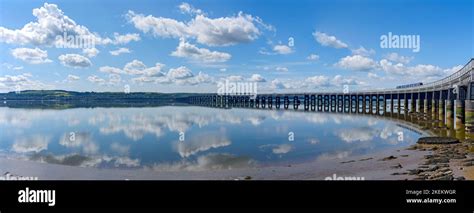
(0, 0, 472, 93)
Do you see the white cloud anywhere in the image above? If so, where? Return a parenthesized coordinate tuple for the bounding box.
(443, 65, 463, 75)
(275, 66, 288, 72)
(82, 47, 99, 58)
(88, 75, 106, 84)
(109, 47, 131, 56)
(11, 47, 52, 64)
(303, 75, 360, 88)
(379, 59, 444, 77)
(0, 73, 52, 91)
(126, 10, 261, 46)
(66, 74, 80, 82)
(224, 75, 244, 81)
(307, 54, 320, 61)
(335, 55, 377, 71)
(87, 74, 120, 86)
(178, 2, 203, 15)
(305, 75, 330, 87)
(58, 54, 92, 68)
(351, 46, 375, 56)
(171, 39, 231, 63)
(313, 31, 348, 48)
(99, 66, 124, 74)
(273, 44, 293, 54)
(112, 33, 140, 45)
(167, 66, 194, 79)
(249, 74, 266, 82)
(384, 52, 413, 64)
(0, 3, 107, 46)
(270, 79, 291, 89)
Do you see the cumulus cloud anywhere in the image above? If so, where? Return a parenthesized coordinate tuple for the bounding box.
(123, 60, 166, 76)
(307, 54, 320, 61)
(270, 79, 292, 89)
(171, 39, 231, 63)
(0, 3, 108, 46)
(66, 74, 80, 82)
(305, 75, 330, 87)
(351, 46, 375, 56)
(167, 66, 194, 79)
(82, 47, 99, 58)
(178, 2, 203, 15)
(87, 75, 106, 84)
(11, 47, 52, 64)
(335, 55, 377, 71)
(379, 59, 447, 77)
(272, 44, 293, 54)
(249, 74, 266, 82)
(109, 47, 131, 56)
(384, 52, 413, 64)
(313, 31, 348, 48)
(126, 9, 262, 46)
(112, 33, 140, 45)
(58, 54, 92, 68)
(0, 73, 52, 91)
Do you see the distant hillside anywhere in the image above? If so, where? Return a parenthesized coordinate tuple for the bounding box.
(0, 90, 210, 109)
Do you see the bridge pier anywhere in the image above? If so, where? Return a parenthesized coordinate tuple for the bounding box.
(304, 95, 309, 111)
(465, 82, 474, 134)
(276, 96, 280, 109)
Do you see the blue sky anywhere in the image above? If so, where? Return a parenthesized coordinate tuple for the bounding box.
(0, 0, 472, 93)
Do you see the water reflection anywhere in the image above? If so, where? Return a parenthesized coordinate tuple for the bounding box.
(0, 106, 446, 172)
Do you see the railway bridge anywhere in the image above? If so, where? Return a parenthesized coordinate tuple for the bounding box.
(189, 58, 474, 134)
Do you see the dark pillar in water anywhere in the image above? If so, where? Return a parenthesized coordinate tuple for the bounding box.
(284, 96, 289, 109)
(311, 95, 316, 111)
(362, 95, 366, 113)
(368, 95, 373, 114)
(404, 93, 408, 113)
(304, 95, 309, 111)
(455, 87, 465, 131)
(268, 96, 273, 109)
(424, 91, 429, 115)
(410, 93, 416, 113)
(276, 96, 280, 109)
(465, 83, 474, 134)
(356, 95, 361, 113)
(446, 89, 454, 129)
(375, 94, 380, 114)
(397, 94, 401, 114)
(293, 95, 299, 110)
(417, 92, 422, 113)
(330, 95, 335, 112)
(390, 94, 394, 113)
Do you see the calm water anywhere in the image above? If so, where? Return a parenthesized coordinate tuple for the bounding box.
(0, 106, 429, 172)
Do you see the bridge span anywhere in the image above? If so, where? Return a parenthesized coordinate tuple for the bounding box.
(188, 58, 474, 134)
